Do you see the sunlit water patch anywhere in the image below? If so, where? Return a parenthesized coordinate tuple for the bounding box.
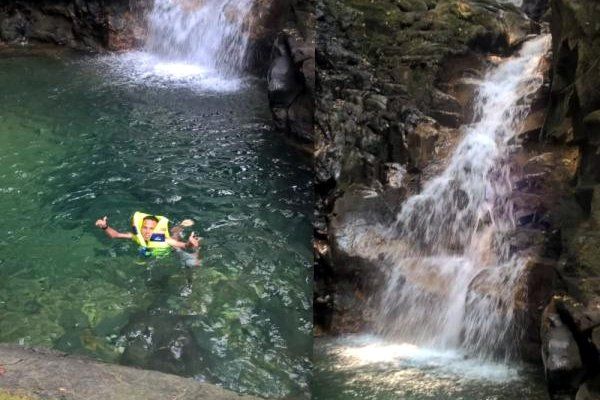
(314, 335, 549, 400)
(96, 52, 247, 92)
(0, 48, 312, 399)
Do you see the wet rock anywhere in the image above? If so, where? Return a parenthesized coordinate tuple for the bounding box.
(268, 49, 303, 107)
(544, 0, 600, 147)
(555, 296, 600, 334)
(0, 344, 259, 400)
(521, 258, 556, 307)
(244, 0, 287, 71)
(563, 230, 600, 293)
(288, 92, 315, 142)
(430, 89, 463, 128)
(522, 0, 549, 20)
(576, 380, 600, 400)
(267, 0, 315, 143)
(364, 94, 388, 112)
(541, 301, 585, 395)
(406, 121, 440, 171)
(329, 185, 403, 257)
(518, 109, 546, 143)
(520, 149, 580, 188)
(384, 163, 407, 189)
(593, 327, 600, 352)
(330, 281, 374, 333)
(0, 0, 148, 51)
(510, 228, 548, 254)
(583, 113, 600, 149)
(460, 258, 555, 361)
(513, 192, 548, 227)
(0, 10, 27, 42)
(429, 109, 462, 129)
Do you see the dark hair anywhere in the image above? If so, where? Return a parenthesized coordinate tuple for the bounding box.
(142, 216, 159, 224)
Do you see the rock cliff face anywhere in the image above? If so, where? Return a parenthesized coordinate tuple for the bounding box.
(0, 0, 147, 51)
(538, 1, 600, 398)
(267, 0, 315, 143)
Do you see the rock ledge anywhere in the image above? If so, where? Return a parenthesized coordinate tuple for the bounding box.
(0, 344, 260, 400)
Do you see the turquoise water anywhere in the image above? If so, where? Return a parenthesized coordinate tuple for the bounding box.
(0, 48, 312, 398)
(314, 335, 549, 400)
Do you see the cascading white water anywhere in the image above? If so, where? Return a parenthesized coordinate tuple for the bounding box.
(377, 35, 551, 360)
(145, 0, 254, 78)
(501, 0, 523, 6)
(100, 0, 256, 91)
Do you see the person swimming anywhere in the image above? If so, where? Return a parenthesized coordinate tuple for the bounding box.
(95, 212, 200, 264)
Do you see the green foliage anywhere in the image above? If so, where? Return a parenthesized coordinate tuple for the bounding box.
(0, 390, 37, 400)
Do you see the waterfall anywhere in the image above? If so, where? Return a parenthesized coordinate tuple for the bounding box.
(376, 35, 551, 360)
(145, 0, 254, 78)
(101, 0, 256, 91)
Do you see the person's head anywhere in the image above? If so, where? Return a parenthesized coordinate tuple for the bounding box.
(141, 216, 159, 241)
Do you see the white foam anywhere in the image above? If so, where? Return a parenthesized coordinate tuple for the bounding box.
(95, 51, 246, 92)
(332, 335, 520, 382)
(146, 0, 253, 77)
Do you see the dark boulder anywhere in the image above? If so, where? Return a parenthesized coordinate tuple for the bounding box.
(541, 301, 585, 396)
(267, 0, 315, 143)
(522, 0, 550, 21)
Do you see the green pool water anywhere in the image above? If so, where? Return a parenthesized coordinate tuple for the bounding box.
(0, 48, 312, 398)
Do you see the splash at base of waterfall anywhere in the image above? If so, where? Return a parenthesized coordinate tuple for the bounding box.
(334, 335, 520, 381)
(314, 335, 549, 400)
(97, 52, 247, 92)
(101, 0, 256, 92)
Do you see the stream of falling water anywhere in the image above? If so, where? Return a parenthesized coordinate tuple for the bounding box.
(377, 35, 551, 360)
(146, 0, 253, 77)
(105, 0, 255, 91)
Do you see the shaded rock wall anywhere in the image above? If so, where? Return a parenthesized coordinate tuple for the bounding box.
(0, 0, 147, 51)
(539, 0, 600, 398)
(523, 0, 550, 20)
(267, 0, 315, 143)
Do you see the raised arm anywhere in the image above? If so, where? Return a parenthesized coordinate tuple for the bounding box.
(95, 216, 133, 239)
(166, 231, 200, 250)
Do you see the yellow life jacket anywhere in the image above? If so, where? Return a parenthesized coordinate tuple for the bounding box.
(131, 211, 171, 257)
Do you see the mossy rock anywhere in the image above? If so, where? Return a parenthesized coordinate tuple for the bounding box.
(0, 391, 37, 400)
(324, 0, 532, 112)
